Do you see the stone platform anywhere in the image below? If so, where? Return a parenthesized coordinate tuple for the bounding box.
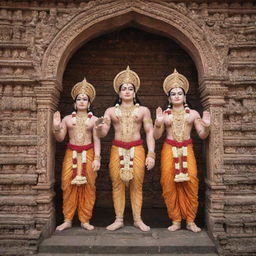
(37, 226, 218, 255)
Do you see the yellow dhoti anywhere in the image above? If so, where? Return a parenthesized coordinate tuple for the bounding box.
(109, 144, 145, 221)
(161, 142, 199, 222)
(61, 147, 96, 223)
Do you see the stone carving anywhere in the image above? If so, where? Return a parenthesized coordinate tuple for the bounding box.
(41, 0, 221, 79)
(0, 1, 255, 255)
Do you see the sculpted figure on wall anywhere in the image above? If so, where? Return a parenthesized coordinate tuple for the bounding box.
(153, 69, 210, 232)
(96, 66, 155, 232)
(52, 78, 100, 231)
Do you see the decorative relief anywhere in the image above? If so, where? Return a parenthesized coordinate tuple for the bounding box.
(37, 110, 47, 171)
(224, 97, 256, 123)
(226, 184, 256, 194)
(0, 164, 36, 174)
(0, 119, 36, 135)
(225, 146, 256, 155)
(1, 96, 36, 111)
(41, 0, 221, 78)
(0, 184, 35, 194)
(210, 107, 224, 172)
(0, 145, 37, 155)
(0, 24, 12, 41)
(26, 8, 79, 75)
(0, 85, 37, 135)
(0, 205, 36, 213)
(224, 164, 255, 176)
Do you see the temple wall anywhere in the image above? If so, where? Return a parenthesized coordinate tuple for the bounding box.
(0, 1, 255, 255)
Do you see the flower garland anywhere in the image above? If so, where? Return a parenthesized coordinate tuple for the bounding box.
(164, 106, 190, 182)
(115, 103, 139, 183)
(70, 111, 93, 185)
(118, 146, 135, 182)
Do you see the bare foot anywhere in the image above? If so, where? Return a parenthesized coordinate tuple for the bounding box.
(168, 222, 181, 232)
(186, 222, 201, 233)
(81, 222, 94, 230)
(134, 220, 150, 232)
(56, 221, 72, 231)
(106, 219, 124, 231)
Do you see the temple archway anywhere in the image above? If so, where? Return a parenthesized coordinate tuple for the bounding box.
(39, 2, 227, 239)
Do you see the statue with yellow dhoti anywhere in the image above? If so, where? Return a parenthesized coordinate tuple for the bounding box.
(53, 78, 101, 231)
(153, 69, 210, 233)
(96, 66, 155, 232)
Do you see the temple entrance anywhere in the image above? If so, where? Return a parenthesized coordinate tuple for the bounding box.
(54, 27, 206, 228)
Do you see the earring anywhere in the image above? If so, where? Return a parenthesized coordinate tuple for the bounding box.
(184, 97, 188, 108)
(118, 97, 122, 104)
(74, 103, 77, 110)
(133, 96, 136, 105)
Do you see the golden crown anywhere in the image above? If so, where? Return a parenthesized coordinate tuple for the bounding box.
(113, 66, 140, 93)
(71, 78, 96, 102)
(163, 69, 189, 95)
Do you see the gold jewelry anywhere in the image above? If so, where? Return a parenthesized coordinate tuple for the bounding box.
(143, 118, 153, 125)
(71, 77, 96, 102)
(163, 69, 189, 95)
(113, 66, 140, 93)
(170, 108, 188, 142)
(74, 113, 90, 145)
(53, 126, 63, 133)
(94, 155, 101, 161)
(147, 151, 156, 160)
(117, 104, 138, 142)
(154, 123, 162, 128)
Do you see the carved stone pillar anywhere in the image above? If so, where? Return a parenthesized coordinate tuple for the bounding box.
(33, 79, 61, 237)
(199, 77, 228, 245)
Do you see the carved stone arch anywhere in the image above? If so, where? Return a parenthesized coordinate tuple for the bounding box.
(41, 0, 221, 82)
(38, 0, 227, 242)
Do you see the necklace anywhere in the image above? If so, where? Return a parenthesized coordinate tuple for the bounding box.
(70, 111, 92, 185)
(171, 108, 186, 142)
(165, 107, 190, 182)
(115, 103, 140, 183)
(116, 104, 138, 142)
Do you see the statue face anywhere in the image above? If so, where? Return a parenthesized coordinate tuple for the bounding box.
(75, 93, 89, 110)
(119, 83, 135, 101)
(169, 87, 185, 105)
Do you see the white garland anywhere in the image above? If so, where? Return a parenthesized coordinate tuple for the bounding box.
(70, 111, 92, 185)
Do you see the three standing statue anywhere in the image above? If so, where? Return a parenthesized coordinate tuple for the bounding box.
(52, 67, 210, 233)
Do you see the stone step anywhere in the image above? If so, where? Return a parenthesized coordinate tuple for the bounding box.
(37, 254, 218, 256)
(38, 226, 218, 255)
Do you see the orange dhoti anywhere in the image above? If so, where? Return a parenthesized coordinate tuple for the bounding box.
(109, 140, 145, 221)
(61, 146, 97, 223)
(161, 141, 199, 222)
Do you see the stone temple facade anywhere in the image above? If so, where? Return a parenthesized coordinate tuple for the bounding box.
(0, 0, 255, 255)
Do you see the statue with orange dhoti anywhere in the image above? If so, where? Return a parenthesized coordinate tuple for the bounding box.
(153, 69, 210, 233)
(53, 78, 101, 231)
(96, 66, 155, 232)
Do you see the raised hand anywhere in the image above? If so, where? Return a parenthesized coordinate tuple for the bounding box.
(202, 111, 210, 127)
(53, 111, 61, 130)
(155, 107, 164, 126)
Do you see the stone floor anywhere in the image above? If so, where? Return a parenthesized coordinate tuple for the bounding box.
(37, 226, 217, 255)
(37, 207, 217, 255)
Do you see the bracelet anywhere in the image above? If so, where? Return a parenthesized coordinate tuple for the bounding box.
(94, 155, 101, 161)
(143, 118, 153, 125)
(154, 123, 162, 128)
(53, 127, 63, 133)
(147, 151, 156, 160)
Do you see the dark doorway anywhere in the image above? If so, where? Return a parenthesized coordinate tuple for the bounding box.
(54, 27, 206, 228)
